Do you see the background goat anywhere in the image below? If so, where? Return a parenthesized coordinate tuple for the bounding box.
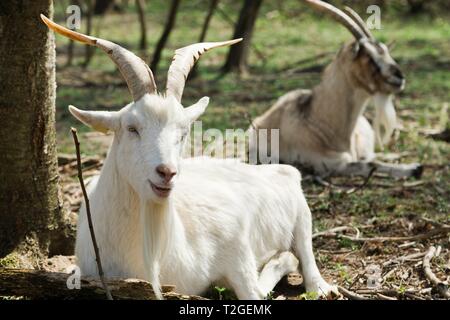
(249, 0, 423, 178)
(42, 16, 336, 299)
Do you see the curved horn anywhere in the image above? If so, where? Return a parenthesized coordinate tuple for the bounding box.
(343, 6, 374, 40)
(166, 39, 242, 102)
(40, 14, 156, 101)
(304, 0, 365, 41)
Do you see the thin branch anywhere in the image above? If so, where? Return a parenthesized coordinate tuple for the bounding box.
(340, 227, 450, 243)
(338, 286, 369, 300)
(315, 226, 450, 243)
(345, 166, 376, 194)
(382, 251, 427, 267)
(422, 246, 450, 299)
(312, 226, 358, 240)
(71, 128, 113, 300)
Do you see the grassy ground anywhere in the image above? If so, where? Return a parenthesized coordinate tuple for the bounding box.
(54, 1, 449, 299)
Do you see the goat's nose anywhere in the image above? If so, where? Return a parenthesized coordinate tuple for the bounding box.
(156, 164, 177, 182)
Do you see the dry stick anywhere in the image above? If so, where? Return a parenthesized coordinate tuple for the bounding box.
(422, 246, 450, 299)
(314, 226, 450, 243)
(382, 251, 427, 267)
(71, 128, 113, 300)
(346, 166, 376, 194)
(341, 227, 450, 243)
(376, 293, 397, 300)
(312, 226, 357, 240)
(338, 286, 369, 300)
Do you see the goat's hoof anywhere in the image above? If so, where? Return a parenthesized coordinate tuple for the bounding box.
(305, 279, 338, 299)
(412, 163, 424, 179)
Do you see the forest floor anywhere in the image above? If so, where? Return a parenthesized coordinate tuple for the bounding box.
(53, 1, 449, 300)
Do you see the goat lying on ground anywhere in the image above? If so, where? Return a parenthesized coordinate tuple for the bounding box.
(42, 15, 336, 299)
(249, 0, 422, 178)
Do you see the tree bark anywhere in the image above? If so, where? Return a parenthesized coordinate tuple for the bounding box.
(0, 269, 207, 300)
(0, 1, 62, 266)
(406, 0, 425, 14)
(136, 0, 148, 50)
(66, 0, 82, 67)
(83, 0, 95, 68)
(150, 0, 181, 72)
(222, 0, 263, 74)
(93, 0, 115, 15)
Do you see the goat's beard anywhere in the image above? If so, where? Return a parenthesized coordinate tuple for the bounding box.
(140, 198, 172, 300)
(373, 93, 397, 150)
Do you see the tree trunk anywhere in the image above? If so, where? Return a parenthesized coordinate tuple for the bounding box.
(0, 269, 207, 300)
(0, 1, 62, 267)
(83, 0, 95, 68)
(222, 0, 263, 74)
(93, 0, 115, 15)
(150, 0, 181, 72)
(136, 0, 148, 50)
(66, 0, 82, 67)
(407, 0, 425, 14)
(190, 0, 219, 78)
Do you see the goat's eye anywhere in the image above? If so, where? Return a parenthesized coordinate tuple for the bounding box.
(127, 126, 139, 135)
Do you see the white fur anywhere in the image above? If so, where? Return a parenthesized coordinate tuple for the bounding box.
(74, 93, 335, 300)
(373, 93, 397, 149)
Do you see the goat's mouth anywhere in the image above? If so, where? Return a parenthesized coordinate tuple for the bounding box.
(148, 180, 172, 198)
(384, 77, 405, 92)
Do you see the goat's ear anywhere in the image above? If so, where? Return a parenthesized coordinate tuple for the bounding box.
(68, 105, 119, 133)
(184, 97, 209, 123)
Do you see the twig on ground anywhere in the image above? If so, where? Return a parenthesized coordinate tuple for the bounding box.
(71, 128, 113, 300)
(320, 226, 450, 243)
(312, 226, 358, 240)
(346, 166, 376, 194)
(338, 286, 369, 300)
(422, 246, 450, 299)
(419, 217, 450, 228)
(347, 273, 364, 290)
(383, 251, 427, 267)
(376, 293, 397, 300)
(314, 223, 449, 243)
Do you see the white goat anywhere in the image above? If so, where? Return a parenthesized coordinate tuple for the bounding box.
(42, 16, 336, 299)
(249, 0, 422, 178)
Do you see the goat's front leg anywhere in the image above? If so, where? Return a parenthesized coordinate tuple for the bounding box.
(372, 160, 423, 178)
(338, 161, 423, 178)
(294, 194, 337, 297)
(225, 246, 265, 300)
(257, 251, 299, 297)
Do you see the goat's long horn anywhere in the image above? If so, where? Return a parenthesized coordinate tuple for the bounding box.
(40, 14, 157, 101)
(166, 39, 242, 102)
(343, 6, 374, 40)
(304, 0, 365, 41)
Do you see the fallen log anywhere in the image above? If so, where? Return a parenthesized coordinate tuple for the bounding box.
(0, 268, 207, 300)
